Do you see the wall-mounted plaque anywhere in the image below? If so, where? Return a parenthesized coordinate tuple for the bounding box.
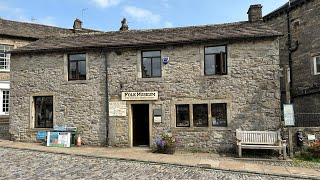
(109, 101, 127, 116)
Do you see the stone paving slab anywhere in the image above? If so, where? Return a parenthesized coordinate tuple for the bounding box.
(0, 140, 320, 179)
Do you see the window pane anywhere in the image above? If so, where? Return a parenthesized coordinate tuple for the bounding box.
(205, 54, 216, 75)
(152, 58, 161, 77)
(142, 51, 160, 58)
(205, 46, 226, 54)
(176, 105, 190, 127)
(316, 57, 320, 73)
(69, 54, 86, 61)
(34, 96, 53, 128)
(211, 103, 227, 127)
(193, 104, 208, 127)
(142, 58, 152, 78)
(78, 61, 86, 80)
(69, 61, 77, 80)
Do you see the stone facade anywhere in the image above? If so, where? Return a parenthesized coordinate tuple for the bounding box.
(0, 37, 33, 139)
(107, 39, 281, 151)
(9, 51, 107, 145)
(9, 38, 281, 151)
(264, 0, 320, 126)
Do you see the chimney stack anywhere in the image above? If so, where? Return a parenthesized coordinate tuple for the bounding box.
(119, 18, 128, 31)
(73, 18, 83, 30)
(247, 4, 263, 23)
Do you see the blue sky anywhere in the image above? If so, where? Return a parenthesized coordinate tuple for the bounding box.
(0, 0, 288, 31)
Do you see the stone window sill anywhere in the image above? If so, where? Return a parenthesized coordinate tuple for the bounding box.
(172, 126, 231, 132)
(0, 70, 10, 73)
(29, 128, 53, 132)
(138, 77, 163, 82)
(203, 74, 231, 79)
(63, 80, 87, 85)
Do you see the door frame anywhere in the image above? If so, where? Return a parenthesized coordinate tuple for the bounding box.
(128, 101, 153, 147)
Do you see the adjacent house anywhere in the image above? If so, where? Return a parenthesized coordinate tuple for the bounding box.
(264, 0, 320, 126)
(9, 5, 282, 151)
(0, 18, 97, 139)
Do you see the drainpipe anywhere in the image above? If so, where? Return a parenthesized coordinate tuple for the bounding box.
(287, 1, 300, 104)
(104, 48, 110, 146)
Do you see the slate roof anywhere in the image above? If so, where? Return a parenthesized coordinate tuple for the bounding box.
(12, 21, 282, 53)
(263, 0, 311, 21)
(0, 18, 98, 39)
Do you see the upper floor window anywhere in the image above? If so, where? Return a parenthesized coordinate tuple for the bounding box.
(204, 46, 227, 75)
(142, 51, 161, 78)
(68, 54, 86, 80)
(314, 56, 320, 75)
(0, 45, 13, 71)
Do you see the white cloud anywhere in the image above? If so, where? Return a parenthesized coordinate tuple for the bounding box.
(164, 21, 173, 28)
(123, 6, 161, 24)
(91, 0, 120, 8)
(37, 16, 57, 26)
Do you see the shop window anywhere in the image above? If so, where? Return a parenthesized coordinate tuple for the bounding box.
(142, 50, 161, 78)
(34, 96, 53, 128)
(0, 44, 13, 71)
(176, 104, 190, 127)
(314, 56, 320, 75)
(193, 104, 208, 127)
(204, 46, 227, 75)
(211, 103, 227, 127)
(68, 53, 86, 80)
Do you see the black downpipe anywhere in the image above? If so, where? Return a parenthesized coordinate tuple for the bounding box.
(287, 3, 293, 104)
(104, 49, 110, 145)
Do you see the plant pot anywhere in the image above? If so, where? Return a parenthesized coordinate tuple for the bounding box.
(156, 145, 176, 154)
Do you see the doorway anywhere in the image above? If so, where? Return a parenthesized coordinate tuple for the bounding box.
(132, 104, 149, 146)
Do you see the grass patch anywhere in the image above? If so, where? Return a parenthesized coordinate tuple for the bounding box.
(294, 151, 320, 163)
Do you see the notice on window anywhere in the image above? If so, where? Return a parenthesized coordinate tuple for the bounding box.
(283, 104, 295, 126)
(109, 101, 127, 116)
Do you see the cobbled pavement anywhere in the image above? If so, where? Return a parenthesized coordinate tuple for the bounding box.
(0, 148, 306, 180)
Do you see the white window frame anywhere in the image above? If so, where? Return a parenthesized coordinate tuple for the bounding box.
(0, 44, 13, 71)
(314, 56, 320, 75)
(0, 81, 10, 115)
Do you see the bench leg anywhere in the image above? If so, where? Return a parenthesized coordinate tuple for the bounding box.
(283, 145, 287, 160)
(238, 146, 242, 157)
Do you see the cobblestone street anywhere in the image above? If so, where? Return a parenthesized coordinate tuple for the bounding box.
(0, 148, 304, 180)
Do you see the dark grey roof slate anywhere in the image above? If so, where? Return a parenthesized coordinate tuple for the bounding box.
(12, 21, 282, 53)
(0, 18, 99, 39)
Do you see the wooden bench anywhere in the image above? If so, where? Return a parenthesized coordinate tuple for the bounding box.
(236, 129, 287, 160)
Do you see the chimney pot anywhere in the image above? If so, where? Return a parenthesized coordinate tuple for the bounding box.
(119, 18, 129, 31)
(73, 18, 83, 30)
(247, 4, 263, 23)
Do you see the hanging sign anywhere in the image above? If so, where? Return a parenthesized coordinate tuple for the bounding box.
(121, 91, 158, 101)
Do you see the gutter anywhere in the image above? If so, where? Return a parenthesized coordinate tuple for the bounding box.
(103, 48, 110, 146)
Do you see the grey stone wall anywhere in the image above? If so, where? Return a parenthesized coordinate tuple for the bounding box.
(0, 37, 33, 139)
(10, 51, 107, 145)
(265, 1, 320, 118)
(107, 39, 281, 151)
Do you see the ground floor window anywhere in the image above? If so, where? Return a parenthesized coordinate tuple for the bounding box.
(175, 102, 228, 128)
(0, 82, 10, 115)
(34, 96, 53, 128)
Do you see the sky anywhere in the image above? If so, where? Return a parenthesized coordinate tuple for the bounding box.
(0, 0, 289, 31)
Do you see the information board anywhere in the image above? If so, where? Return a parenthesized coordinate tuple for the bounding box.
(109, 101, 127, 116)
(283, 104, 295, 126)
(47, 132, 71, 147)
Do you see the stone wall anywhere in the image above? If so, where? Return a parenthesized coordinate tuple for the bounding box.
(107, 38, 281, 151)
(265, 1, 320, 120)
(9, 51, 107, 145)
(0, 37, 33, 139)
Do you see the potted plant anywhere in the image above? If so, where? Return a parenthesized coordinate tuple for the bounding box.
(155, 131, 176, 154)
(307, 140, 320, 158)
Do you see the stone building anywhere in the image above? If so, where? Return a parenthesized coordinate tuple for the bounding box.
(0, 18, 97, 139)
(10, 5, 282, 151)
(264, 0, 320, 126)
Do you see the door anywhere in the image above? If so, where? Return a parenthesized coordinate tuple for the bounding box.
(132, 104, 149, 146)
